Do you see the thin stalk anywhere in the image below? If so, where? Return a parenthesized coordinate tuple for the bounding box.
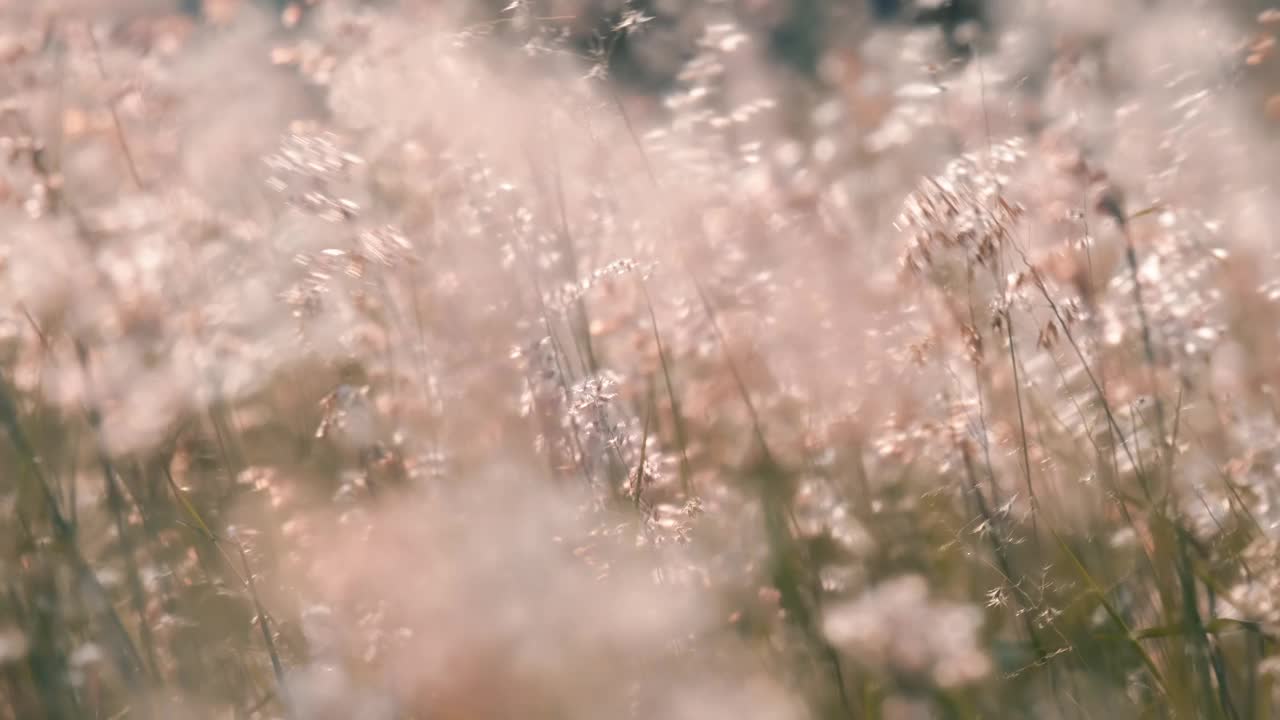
(1114, 213, 1168, 459)
(639, 278, 693, 497)
(1001, 307, 1041, 539)
(236, 541, 292, 719)
(85, 23, 144, 190)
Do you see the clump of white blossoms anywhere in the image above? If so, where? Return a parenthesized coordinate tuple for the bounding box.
(823, 574, 991, 689)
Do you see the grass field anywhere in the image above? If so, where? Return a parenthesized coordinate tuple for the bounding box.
(2, 1, 1280, 718)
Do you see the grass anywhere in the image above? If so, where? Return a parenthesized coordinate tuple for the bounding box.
(1, 0, 1280, 718)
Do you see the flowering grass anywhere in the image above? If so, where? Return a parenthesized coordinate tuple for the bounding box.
(2, 1, 1280, 718)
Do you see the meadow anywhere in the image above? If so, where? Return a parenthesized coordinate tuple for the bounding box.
(2, 1, 1280, 718)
